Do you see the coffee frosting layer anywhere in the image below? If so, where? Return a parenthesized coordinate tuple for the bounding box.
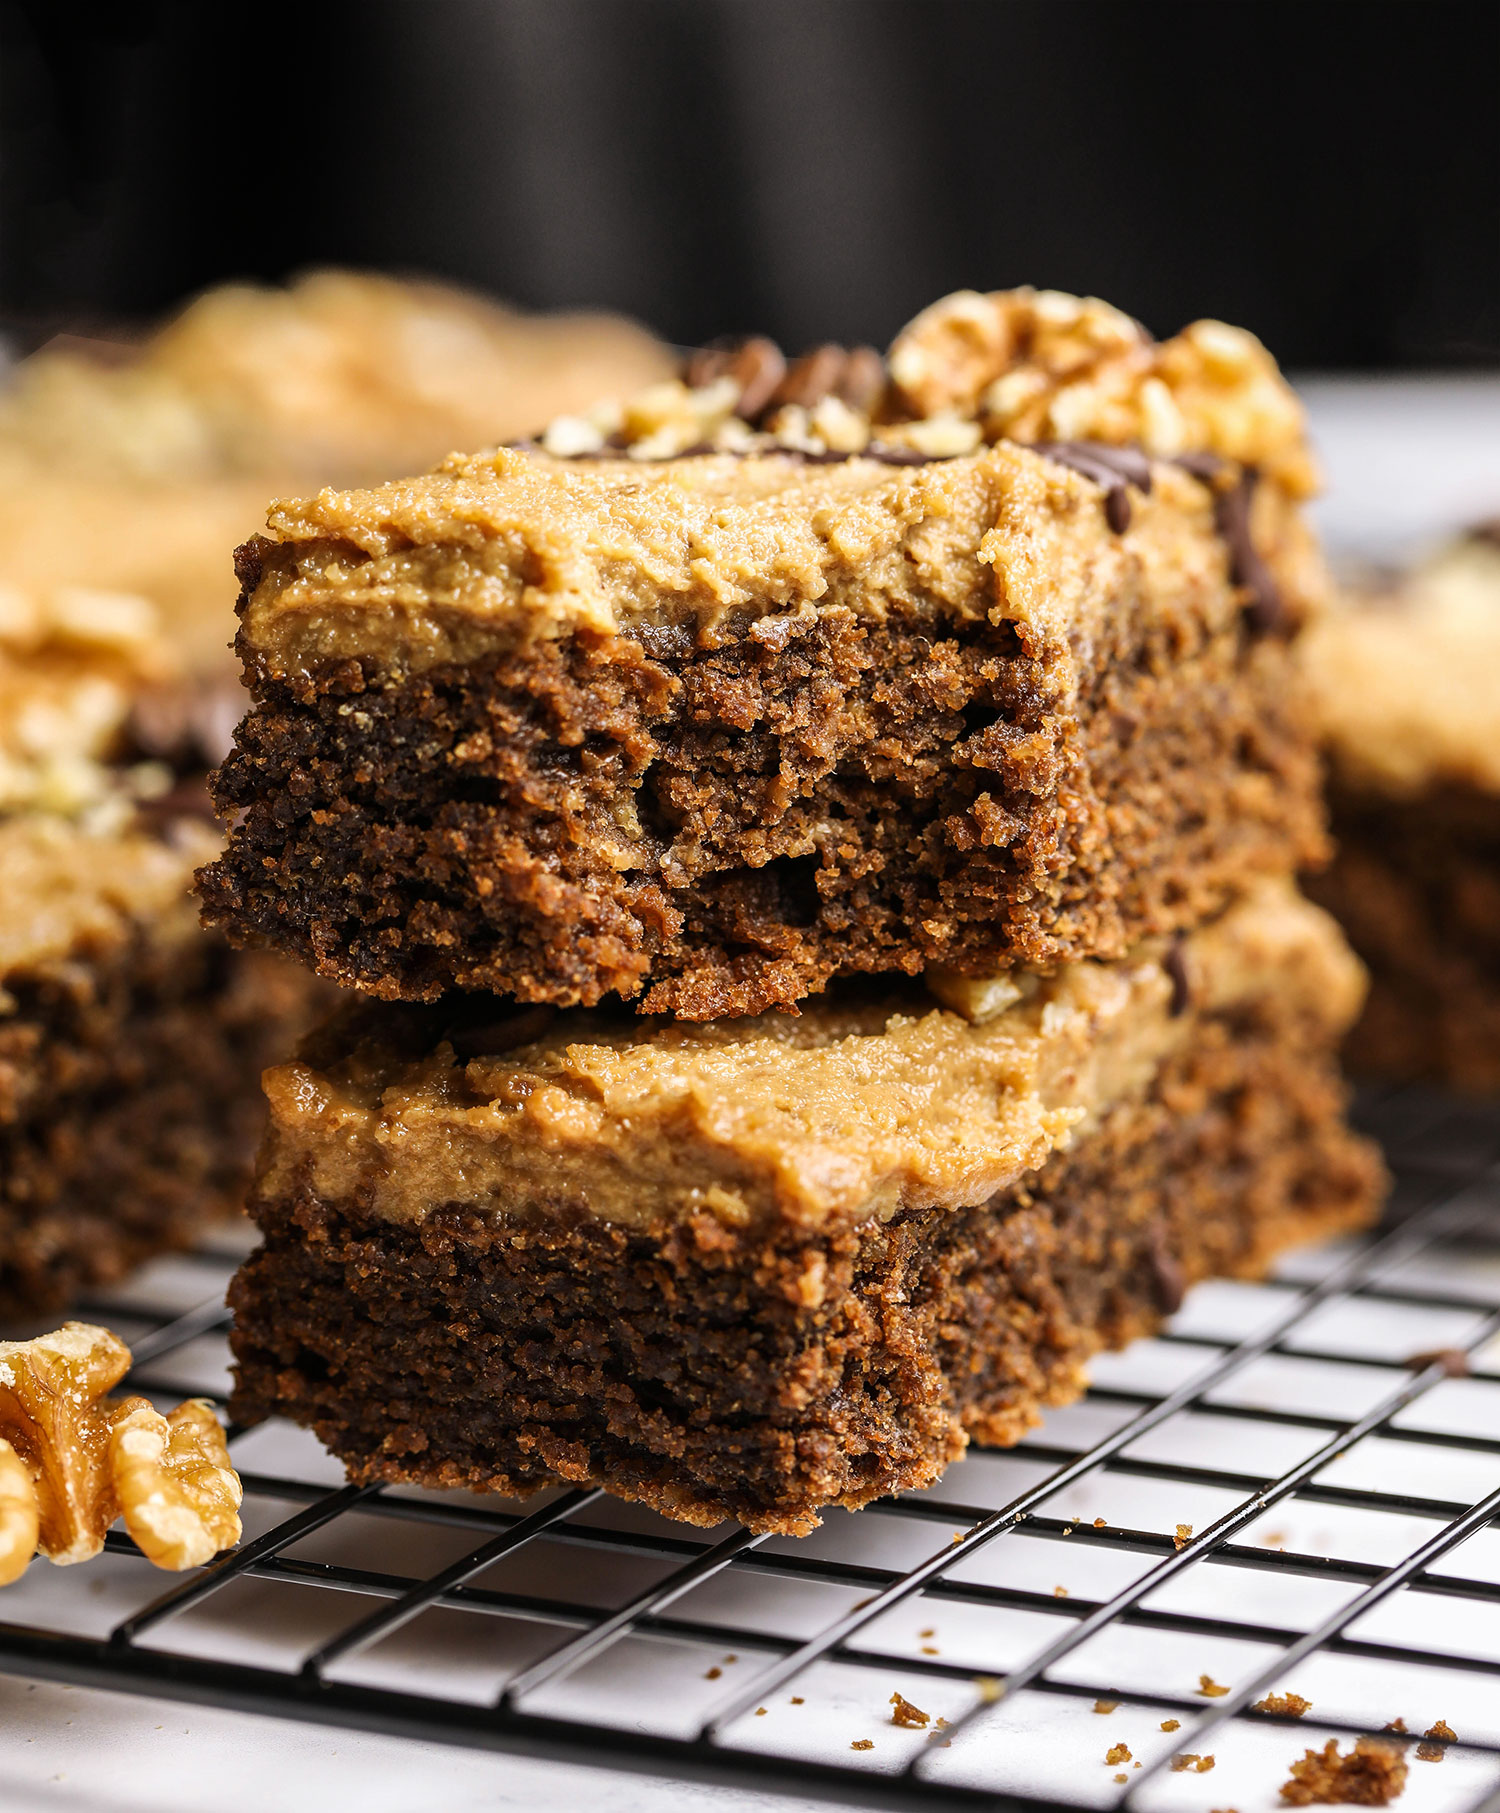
(1305, 535, 1500, 797)
(258, 881, 1364, 1234)
(240, 442, 1324, 680)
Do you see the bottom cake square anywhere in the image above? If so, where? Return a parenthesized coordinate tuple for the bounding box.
(229, 882, 1383, 1534)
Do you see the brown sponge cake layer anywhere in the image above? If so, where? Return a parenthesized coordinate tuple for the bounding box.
(0, 927, 315, 1318)
(229, 984, 1380, 1535)
(1310, 784, 1500, 1092)
(201, 452, 1326, 1019)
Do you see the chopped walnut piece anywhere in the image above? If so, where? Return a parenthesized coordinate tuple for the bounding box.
(110, 1398, 242, 1571)
(0, 1324, 241, 1581)
(684, 337, 786, 420)
(0, 1438, 40, 1586)
(0, 1323, 130, 1565)
(1280, 1738, 1409, 1806)
(1257, 1693, 1313, 1717)
(543, 286, 1316, 498)
(889, 1692, 930, 1729)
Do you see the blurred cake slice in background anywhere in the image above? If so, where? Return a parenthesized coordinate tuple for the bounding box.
(1303, 525, 1500, 1090)
(0, 587, 318, 1315)
(0, 269, 673, 671)
(0, 271, 670, 1312)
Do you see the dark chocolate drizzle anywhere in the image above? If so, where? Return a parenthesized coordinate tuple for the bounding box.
(1163, 937, 1191, 1017)
(1034, 439, 1153, 534)
(1214, 471, 1284, 636)
(1146, 1225, 1187, 1316)
(1171, 452, 1285, 636)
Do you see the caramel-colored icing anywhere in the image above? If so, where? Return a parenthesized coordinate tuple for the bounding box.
(242, 442, 1326, 681)
(0, 815, 217, 984)
(1304, 537, 1500, 798)
(258, 881, 1364, 1234)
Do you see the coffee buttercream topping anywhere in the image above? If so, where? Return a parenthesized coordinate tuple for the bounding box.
(258, 882, 1364, 1235)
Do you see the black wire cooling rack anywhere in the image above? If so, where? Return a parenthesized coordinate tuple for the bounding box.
(2, 1085, 1500, 1813)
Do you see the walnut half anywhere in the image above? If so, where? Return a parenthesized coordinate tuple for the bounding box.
(110, 1397, 242, 1571)
(0, 1322, 242, 1580)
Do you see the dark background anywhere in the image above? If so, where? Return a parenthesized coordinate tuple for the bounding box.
(2, 0, 1496, 366)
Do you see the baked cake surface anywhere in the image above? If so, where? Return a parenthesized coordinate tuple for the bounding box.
(229, 882, 1382, 1533)
(1304, 528, 1500, 1089)
(200, 289, 1331, 1018)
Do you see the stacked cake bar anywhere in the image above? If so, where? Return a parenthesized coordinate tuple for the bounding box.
(211, 289, 1384, 1532)
(1304, 526, 1500, 1091)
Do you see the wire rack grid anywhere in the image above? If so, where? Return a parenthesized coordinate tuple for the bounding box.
(2, 1086, 1500, 1813)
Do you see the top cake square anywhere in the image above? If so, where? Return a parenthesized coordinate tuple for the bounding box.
(199, 289, 1329, 1017)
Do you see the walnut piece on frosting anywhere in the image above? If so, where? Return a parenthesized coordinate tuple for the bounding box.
(0, 1322, 241, 1581)
(889, 288, 1316, 496)
(534, 286, 1317, 498)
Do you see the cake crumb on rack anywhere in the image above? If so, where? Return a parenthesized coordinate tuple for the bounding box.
(1199, 1674, 1230, 1697)
(1417, 1720, 1455, 1761)
(1106, 1743, 1132, 1765)
(1175, 1523, 1194, 1550)
(890, 1693, 930, 1729)
(1257, 1693, 1312, 1717)
(1280, 1737, 1408, 1805)
(1094, 1700, 1120, 1714)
